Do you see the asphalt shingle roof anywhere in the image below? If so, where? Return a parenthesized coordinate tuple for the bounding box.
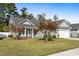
(10, 16, 74, 29)
(71, 23, 79, 29)
(12, 17, 26, 26)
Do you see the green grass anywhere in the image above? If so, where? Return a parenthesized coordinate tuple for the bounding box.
(0, 38, 79, 56)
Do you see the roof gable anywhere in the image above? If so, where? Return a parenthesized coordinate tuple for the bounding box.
(59, 21, 69, 27)
(56, 19, 72, 29)
(23, 21, 31, 25)
(20, 19, 34, 26)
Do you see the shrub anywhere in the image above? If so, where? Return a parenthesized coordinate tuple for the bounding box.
(43, 34, 52, 41)
(51, 35, 56, 39)
(43, 34, 47, 40)
(38, 34, 53, 41)
(8, 35, 13, 38)
(47, 35, 52, 41)
(0, 38, 3, 40)
(0, 24, 4, 32)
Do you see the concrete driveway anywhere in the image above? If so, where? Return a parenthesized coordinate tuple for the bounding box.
(65, 38, 79, 40)
(48, 48, 79, 56)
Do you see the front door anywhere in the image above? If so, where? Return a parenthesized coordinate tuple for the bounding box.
(27, 29, 32, 37)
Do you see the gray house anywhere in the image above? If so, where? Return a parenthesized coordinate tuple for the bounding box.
(70, 23, 79, 38)
(9, 16, 79, 38)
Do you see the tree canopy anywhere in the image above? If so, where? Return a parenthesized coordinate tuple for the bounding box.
(37, 13, 46, 20)
(0, 3, 16, 17)
(37, 19, 58, 41)
(0, 3, 17, 26)
(53, 14, 59, 20)
(20, 7, 34, 19)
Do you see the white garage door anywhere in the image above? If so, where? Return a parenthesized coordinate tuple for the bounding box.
(58, 29, 70, 38)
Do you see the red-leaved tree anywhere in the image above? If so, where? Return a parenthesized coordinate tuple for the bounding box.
(37, 20, 58, 41)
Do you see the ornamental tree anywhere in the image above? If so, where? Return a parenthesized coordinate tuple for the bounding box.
(37, 20, 58, 41)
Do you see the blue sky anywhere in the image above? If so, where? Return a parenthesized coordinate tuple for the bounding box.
(15, 3, 79, 23)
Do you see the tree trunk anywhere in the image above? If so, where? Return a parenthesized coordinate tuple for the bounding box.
(44, 31, 49, 41)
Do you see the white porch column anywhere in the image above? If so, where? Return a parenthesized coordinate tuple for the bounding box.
(27, 30, 29, 37)
(32, 29, 33, 38)
(25, 28, 26, 36)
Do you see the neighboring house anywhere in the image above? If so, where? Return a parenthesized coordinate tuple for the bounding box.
(9, 16, 79, 38)
(70, 23, 79, 38)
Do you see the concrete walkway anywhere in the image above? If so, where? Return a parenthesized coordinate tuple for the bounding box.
(48, 48, 79, 56)
(67, 38, 79, 40)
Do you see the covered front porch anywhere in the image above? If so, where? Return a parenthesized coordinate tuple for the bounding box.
(21, 28, 35, 38)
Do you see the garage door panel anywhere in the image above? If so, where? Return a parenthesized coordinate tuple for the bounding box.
(58, 30, 70, 38)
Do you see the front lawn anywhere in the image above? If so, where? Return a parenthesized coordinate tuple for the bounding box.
(0, 38, 79, 56)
